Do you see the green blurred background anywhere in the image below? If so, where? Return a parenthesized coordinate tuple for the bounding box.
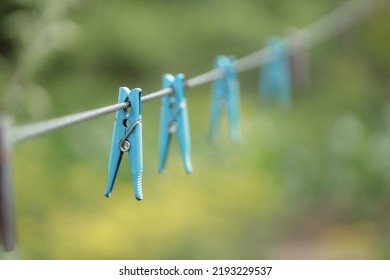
(1, 0, 389, 259)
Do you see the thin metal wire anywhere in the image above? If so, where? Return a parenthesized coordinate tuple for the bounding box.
(11, 0, 388, 143)
(299, 0, 388, 49)
(13, 102, 129, 142)
(235, 48, 271, 74)
(140, 87, 172, 103)
(186, 68, 224, 89)
(140, 69, 224, 103)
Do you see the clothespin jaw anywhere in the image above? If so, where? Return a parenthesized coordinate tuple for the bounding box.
(158, 73, 192, 174)
(259, 38, 292, 109)
(209, 55, 241, 143)
(105, 87, 143, 201)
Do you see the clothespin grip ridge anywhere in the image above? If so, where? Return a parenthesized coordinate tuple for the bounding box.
(105, 87, 143, 201)
(158, 73, 192, 174)
(209, 55, 241, 143)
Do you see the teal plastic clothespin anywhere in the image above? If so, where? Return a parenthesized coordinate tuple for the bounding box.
(105, 87, 143, 201)
(209, 55, 241, 143)
(158, 73, 192, 173)
(259, 38, 292, 109)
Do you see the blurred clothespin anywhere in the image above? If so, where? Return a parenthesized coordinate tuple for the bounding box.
(0, 116, 15, 252)
(209, 55, 241, 143)
(288, 28, 311, 91)
(105, 88, 143, 201)
(259, 38, 292, 109)
(158, 73, 192, 173)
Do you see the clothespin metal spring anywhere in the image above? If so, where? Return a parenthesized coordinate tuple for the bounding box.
(119, 119, 142, 152)
(168, 100, 186, 134)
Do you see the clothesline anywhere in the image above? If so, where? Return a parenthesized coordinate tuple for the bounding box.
(11, 0, 387, 143)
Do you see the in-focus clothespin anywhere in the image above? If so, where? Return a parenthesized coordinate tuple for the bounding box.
(0, 116, 15, 252)
(259, 37, 292, 109)
(158, 73, 192, 173)
(105, 87, 143, 201)
(209, 55, 241, 143)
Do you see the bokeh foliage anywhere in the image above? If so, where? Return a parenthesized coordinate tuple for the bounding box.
(1, 0, 390, 259)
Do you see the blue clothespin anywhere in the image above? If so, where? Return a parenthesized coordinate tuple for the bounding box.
(158, 73, 192, 173)
(209, 55, 241, 143)
(259, 38, 292, 109)
(105, 87, 143, 201)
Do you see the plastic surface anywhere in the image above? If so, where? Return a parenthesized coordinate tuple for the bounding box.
(259, 38, 292, 109)
(209, 55, 241, 143)
(105, 87, 143, 201)
(158, 73, 192, 173)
